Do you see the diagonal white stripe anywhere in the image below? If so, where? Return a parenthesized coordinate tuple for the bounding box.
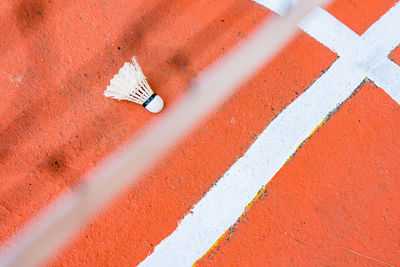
(141, 57, 365, 267)
(141, 1, 400, 266)
(0, 0, 331, 266)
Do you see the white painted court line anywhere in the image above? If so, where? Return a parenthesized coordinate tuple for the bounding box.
(255, 0, 300, 15)
(1, 1, 330, 266)
(140, 2, 400, 266)
(140, 59, 365, 267)
(362, 4, 400, 53)
(299, 8, 368, 57)
(368, 59, 400, 102)
(265, 1, 400, 103)
(299, 6, 400, 105)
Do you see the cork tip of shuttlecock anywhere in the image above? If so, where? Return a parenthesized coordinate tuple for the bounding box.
(145, 95, 164, 113)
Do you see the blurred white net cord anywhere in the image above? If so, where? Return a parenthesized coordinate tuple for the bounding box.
(0, 0, 331, 266)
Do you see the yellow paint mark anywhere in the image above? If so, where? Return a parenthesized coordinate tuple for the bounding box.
(245, 187, 266, 211)
(195, 117, 329, 265)
(193, 230, 230, 266)
(284, 116, 328, 165)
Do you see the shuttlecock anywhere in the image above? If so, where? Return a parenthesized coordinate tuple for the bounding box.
(104, 57, 164, 113)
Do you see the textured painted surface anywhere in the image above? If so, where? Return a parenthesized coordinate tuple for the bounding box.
(1, 0, 400, 265)
(0, 0, 337, 266)
(197, 82, 400, 266)
(327, 0, 399, 35)
(142, 1, 400, 264)
(55, 23, 336, 267)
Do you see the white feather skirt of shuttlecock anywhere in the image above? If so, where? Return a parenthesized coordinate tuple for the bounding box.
(104, 57, 155, 105)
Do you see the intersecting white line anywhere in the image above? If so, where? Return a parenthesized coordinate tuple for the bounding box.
(140, 2, 400, 266)
(368, 59, 400, 102)
(266, 1, 400, 103)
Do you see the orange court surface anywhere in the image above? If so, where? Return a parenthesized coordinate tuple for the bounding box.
(0, 0, 400, 266)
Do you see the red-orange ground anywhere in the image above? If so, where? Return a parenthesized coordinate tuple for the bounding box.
(0, 0, 336, 265)
(0, 0, 399, 266)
